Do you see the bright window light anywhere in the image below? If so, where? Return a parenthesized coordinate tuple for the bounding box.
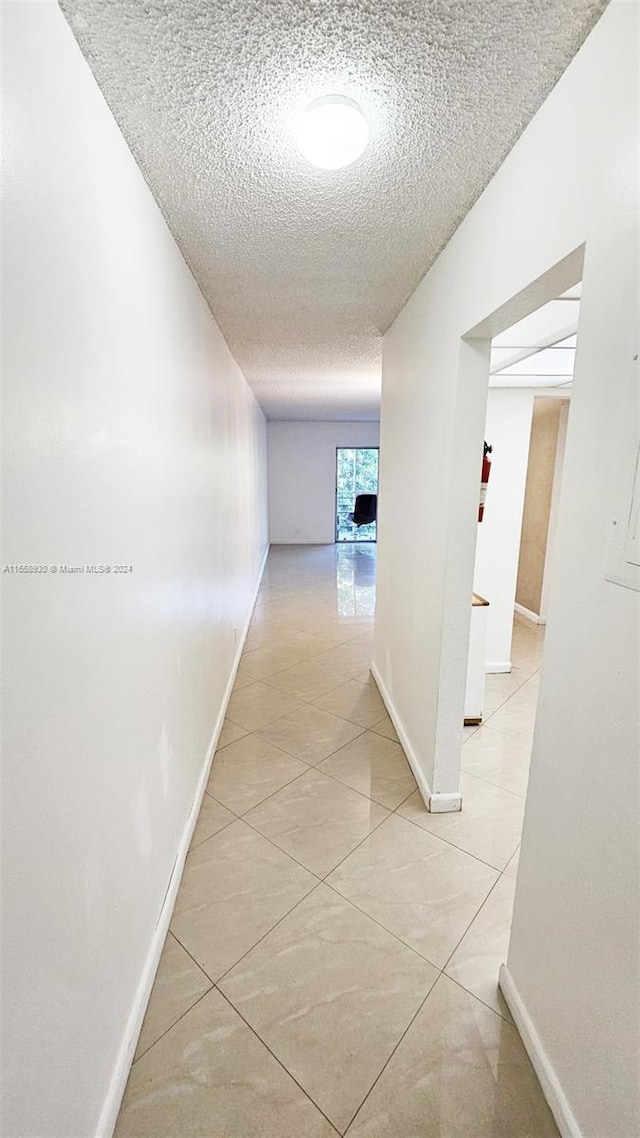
(296, 96, 369, 170)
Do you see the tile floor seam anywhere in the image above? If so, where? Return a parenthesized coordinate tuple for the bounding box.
(237, 779, 390, 884)
(168, 927, 224, 987)
(204, 790, 240, 816)
(189, 814, 236, 851)
(225, 677, 383, 733)
(210, 801, 487, 987)
(393, 808, 511, 873)
(320, 874, 460, 975)
(476, 723, 536, 746)
(232, 763, 321, 821)
(259, 672, 374, 709)
(253, 715, 369, 763)
(458, 764, 528, 799)
(340, 968, 441, 1135)
(212, 986, 342, 1136)
(207, 741, 316, 817)
(439, 872, 505, 975)
(484, 668, 534, 702)
(439, 971, 517, 1027)
(457, 767, 528, 802)
(240, 753, 397, 823)
(312, 737, 416, 810)
(238, 646, 354, 680)
(215, 891, 440, 1137)
(171, 873, 323, 992)
(209, 877, 326, 988)
(131, 984, 214, 1066)
(392, 785, 426, 813)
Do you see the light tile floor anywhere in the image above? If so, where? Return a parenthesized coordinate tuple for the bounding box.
(115, 544, 556, 1137)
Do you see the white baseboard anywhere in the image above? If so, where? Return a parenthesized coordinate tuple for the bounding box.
(485, 661, 512, 674)
(97, 544, 269, 1138)
(515, 603, 547, 625)
(499, 965, 582, 1138)
(370, 662, 462, 814)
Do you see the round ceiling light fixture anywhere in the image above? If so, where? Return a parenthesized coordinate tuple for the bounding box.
(296, 95, 369, 170)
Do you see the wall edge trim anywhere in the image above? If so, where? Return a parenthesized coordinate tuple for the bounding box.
(485, 660, 513, 674)
(514, 602, 547, 625)
(96, 543, 270, 1138)
(370, 662, 462, 814)
(499, 964, 582, 1138)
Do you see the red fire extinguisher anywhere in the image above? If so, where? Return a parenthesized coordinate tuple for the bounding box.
(478, 441, 492, 522)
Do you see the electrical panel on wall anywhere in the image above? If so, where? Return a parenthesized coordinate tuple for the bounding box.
(604, 353, 640, 592)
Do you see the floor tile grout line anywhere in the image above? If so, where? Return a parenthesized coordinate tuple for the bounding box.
(227, 671, 383, 725)
(442, 971, 517, 1026)
(393, 808, 513, 874)
(225, 680, 380, 732)
(236, 786, 386, 885)
(458, 764, 528, 799)
(321, 832, 508, 979)
(189, 798, 500, 994)
(340, 969, 441, 1135)
(208, 726, 508, 879)
(188, 814, 236, 852)
(232, 750, 401, 823)
(242, 630, 375, 662)
(134, 967, 342, 1135)
(315, 808, 392, 883)
(243, 627, 372, 655)
(238, 647, 362, 685)
(457, 766, 530, 801)
(320, 875, 449, 974)
(157, 792, 515, 1088)
(131, 983, 214, 1066)
(343, 970, 519, 1135)
(213, 987, 343, 1134)
(212, 877, 325, 986)
(439, 871, 505, 974)
(251, 718, 369, 765)
(266, 673, 379, 712)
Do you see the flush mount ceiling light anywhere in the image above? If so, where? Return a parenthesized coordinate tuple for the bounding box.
(296, 96, 369, 170)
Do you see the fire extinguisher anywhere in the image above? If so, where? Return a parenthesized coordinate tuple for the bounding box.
(478, 441, 492, 522)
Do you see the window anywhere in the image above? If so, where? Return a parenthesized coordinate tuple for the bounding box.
(335, 447, 379, 542)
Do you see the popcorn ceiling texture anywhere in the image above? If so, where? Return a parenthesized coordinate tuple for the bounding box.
(61, 0, 606, 419)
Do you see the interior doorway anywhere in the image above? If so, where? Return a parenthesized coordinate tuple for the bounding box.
(335, 447, 379, 543)
(463, 272, 580, 783)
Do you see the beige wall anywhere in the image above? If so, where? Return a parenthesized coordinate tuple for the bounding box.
(516, 398, 566, 615)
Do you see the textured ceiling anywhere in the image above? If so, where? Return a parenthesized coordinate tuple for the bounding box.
(61, 0, 606, 420)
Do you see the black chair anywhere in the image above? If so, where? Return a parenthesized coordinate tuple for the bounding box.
(352, 494, 377, 526)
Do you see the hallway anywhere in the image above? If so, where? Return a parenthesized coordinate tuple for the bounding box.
(115, 545, 556, 1137)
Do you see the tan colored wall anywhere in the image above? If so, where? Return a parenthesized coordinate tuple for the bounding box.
(516, 398, 565, 615)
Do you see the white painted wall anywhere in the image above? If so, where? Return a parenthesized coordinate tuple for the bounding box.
(473, 389, 534, 671)
(268, 421, 380, 543)
(374, 2, 638, 1134)
(2, 5, 268, 1137)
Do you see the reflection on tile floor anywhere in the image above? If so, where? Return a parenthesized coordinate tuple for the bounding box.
(115, 545, 554, 1137)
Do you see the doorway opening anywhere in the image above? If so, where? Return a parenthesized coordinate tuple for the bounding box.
(463, 274, 580, 792)
(335, 447, 379, 543)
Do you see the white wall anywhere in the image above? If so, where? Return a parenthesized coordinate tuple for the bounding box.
(473, 389, 534, 671)
(268, 421, 380, 543)
(2, 5, 268, 1137)
(374, 2, 638, 1134)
